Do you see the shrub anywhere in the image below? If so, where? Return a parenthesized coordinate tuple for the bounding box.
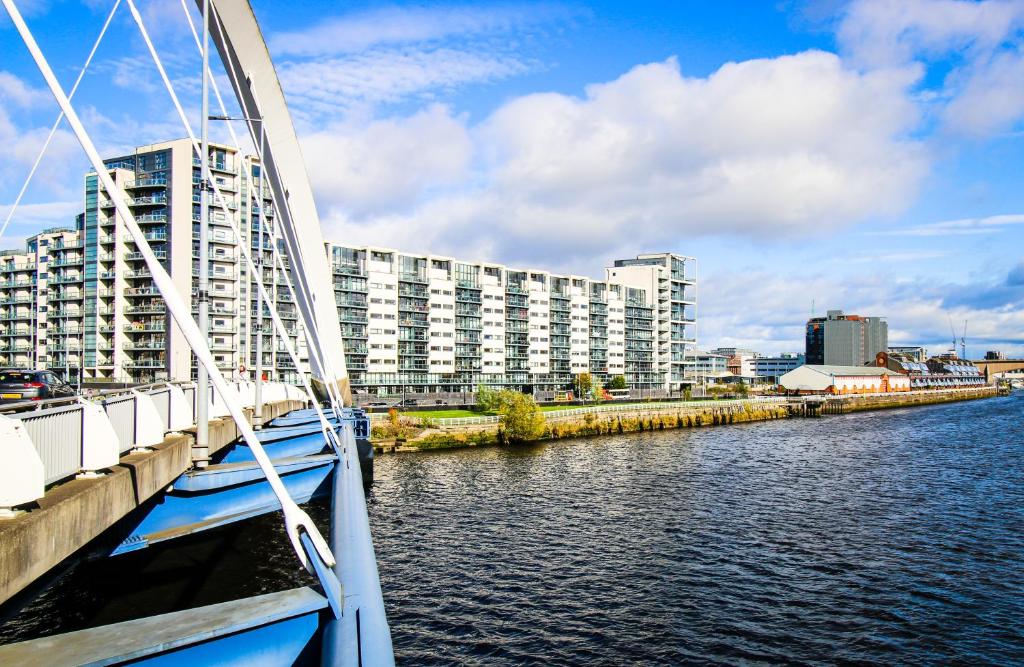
(608, 375, 627, 390)
(475, 384, 501, 412)
(498, 391, 546, 442)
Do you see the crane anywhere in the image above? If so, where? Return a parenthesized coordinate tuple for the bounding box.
(961, 319, 968, 360)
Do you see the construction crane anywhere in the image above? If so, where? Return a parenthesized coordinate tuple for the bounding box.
(961, 319, 968, 360)
(948, 315, 959, 358)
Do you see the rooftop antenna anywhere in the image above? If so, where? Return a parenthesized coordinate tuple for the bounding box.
(947, 315, 958, 358)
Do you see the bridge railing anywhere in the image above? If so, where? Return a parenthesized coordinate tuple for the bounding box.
(0, 380, 297, 514)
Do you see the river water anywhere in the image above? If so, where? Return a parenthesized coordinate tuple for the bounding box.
(2, 393, 1022, 664)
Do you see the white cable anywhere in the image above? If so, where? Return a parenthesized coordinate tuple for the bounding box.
(183, 0, 347, 418)
(177, 0, 242, 150)
(124, 0, 341, 450)
(0, 0, 334, 574)
(0, 0, 122, 245)
(207, 4, 348, 415)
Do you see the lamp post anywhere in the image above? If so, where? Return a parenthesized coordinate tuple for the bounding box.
(209, 113, 265, 425)
(195, 0, 211, 467)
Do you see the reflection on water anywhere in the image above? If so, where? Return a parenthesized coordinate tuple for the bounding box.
(3, 394, 1023, 664)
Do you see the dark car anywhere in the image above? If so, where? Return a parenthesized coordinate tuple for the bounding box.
(0, 370, 76, 404)
(395, 398, 418, 408)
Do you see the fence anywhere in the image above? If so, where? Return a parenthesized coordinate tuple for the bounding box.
(0, 380, 299, 512)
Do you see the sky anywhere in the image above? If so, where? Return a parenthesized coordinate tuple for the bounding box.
(1, 0, 1023, 357)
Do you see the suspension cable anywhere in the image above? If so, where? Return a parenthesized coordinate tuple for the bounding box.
(207, 6, 349, 416)
(0, 0, 122, 245)
(0, 0, 336, 575)
(123, 0, 342, 450)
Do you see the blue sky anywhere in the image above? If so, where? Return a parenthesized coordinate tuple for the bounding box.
(2, 0, 1023, 356)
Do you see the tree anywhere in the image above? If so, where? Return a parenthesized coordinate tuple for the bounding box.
(475, 384, 501, 412)
(608, 375, 627, 390)
(574, 372, 593, 399)
(591, 376, 604, 403)
(498, 391, 545, 442)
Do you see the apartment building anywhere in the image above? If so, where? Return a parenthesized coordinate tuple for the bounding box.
(606, 253, 698, 391)
(0, 139, 308, 385)
(326, 245, 685, 395)
(0, 227, 80, 372)
(6, 140, 697, 394)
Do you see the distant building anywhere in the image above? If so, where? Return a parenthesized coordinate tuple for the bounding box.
(876, 352, 985, 389)
(753, 353, 805, 383)
(888, 346, 927, 362)
(806, 310, 888, 366)
(780, 364, 910, 394)
(985, 350, 1005, 360)
(691, 351, 730, 380)
(711, 347, 756, 377)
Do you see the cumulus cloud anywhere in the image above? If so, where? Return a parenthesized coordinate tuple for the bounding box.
(838, 0, 1024, 136)
(315, 52, 926, 266)
(303, 104, 473, 218)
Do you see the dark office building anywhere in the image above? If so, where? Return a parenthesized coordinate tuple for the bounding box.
(806, 310, 888, 366)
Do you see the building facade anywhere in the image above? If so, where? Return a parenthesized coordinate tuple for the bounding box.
(753, 353, 805, 383)
(4, 141, 697, 394)
(606, 253, 698, 391)
(806, 309, 888, 366)
(327, 245, 679, 395)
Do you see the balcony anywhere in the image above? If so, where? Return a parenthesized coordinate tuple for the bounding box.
(126, 178, 167, 189)
(1, 264, 35, 273)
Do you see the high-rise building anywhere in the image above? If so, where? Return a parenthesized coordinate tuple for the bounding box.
(326, 245, 672, 394)
(606, 253, 698, 391)
(7, 140, 698, 395)
(806, 310, 887, 366)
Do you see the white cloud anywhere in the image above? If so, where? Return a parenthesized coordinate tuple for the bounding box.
(838, 0, 1024, 136)
(879, 213, 1024, 236)
(269, 3, 579, 57)
(279, 47, 529, 122)
(699, 263, 1024, 357)
(303, 104, 473, 218)
(314, 52, 926, 267)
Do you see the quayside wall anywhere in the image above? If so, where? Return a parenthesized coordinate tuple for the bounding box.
(389, 387, 998, 452)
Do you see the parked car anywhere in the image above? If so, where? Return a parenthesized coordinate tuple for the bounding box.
(395, 398, 418, 408)
(362, 401, 389, 408)
(0, 370, 76, 404)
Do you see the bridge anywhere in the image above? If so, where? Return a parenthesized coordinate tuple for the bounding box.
(0, 0, 395, 664)
(971, 359, 1024, 382)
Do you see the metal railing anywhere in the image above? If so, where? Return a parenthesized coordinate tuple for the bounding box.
(0, 379, 304, 511)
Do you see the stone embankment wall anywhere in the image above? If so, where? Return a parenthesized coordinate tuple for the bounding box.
(836, 386, 997, 413)
(389, 387, 999, 453)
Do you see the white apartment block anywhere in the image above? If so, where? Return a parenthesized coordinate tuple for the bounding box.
(3, 140, 697, 395)
(607, 253, 698, 391)
(326, 245, 695, 395)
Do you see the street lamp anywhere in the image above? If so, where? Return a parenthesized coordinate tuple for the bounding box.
(209, 113, 266, 425)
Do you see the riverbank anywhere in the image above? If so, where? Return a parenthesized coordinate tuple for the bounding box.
(373, 386, 998, 453)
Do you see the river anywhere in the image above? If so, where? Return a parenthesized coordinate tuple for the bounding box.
(2, 393, 1022, 664)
